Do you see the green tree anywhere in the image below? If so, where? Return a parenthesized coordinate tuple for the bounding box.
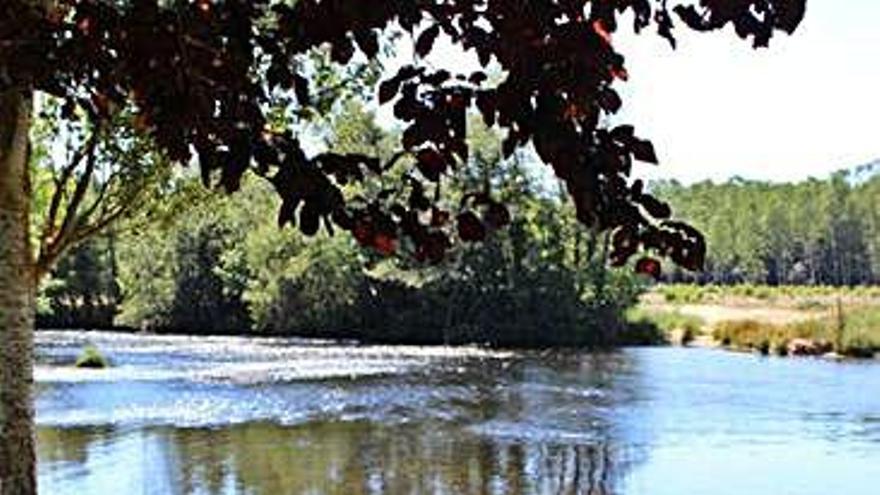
(37, 234, 119, 329)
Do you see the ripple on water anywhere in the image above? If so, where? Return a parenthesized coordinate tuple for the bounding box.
(469, 419, 606, 444)
(35, 330, 517, 429)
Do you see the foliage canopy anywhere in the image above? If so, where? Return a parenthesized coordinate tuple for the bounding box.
(3, 0, 807, 274)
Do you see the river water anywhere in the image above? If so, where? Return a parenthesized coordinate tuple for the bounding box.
(35, 330, 880, 494)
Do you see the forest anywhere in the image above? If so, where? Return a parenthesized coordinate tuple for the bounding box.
(653, 165, 880, 286)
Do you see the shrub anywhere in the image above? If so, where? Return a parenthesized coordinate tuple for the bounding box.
(654, 284, 880, 307)
(75, 345, 109, 369)
(773, 340, 789, 356)
(617, 320, 666, 346)
(838, 306, 880, 357)
(712, 319, 814, 353)
(625, 309, 706, 345)
(713, 320, 766, 350)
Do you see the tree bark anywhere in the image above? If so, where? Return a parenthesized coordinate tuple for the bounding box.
(0, 88, 37, 495)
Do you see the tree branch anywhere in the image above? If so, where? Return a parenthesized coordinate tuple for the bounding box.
(78, 168, 118, 224)
(68, 199, 136, 248)
(40, 132, 98, 253)
(36, 132, 100, 274)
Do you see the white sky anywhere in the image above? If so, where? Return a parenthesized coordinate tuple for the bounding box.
(616, 0, 880, 183)
(394, 0, 880, 184)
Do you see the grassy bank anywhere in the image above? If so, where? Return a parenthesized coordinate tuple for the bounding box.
(634, 285, 880, 357)
(655, 283, 880, 306)
(712, 305, 880, 357)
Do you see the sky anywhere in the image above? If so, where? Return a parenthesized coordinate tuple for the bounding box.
(398, 0, 880, 185)
(615, 0, 880, 184)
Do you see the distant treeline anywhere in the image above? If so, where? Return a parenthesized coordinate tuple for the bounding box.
(653, 168, 880, 286)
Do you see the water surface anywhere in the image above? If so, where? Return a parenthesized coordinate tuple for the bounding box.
(36, 331, 880, 494)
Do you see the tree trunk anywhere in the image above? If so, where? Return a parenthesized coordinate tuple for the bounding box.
(0, 89, 37, 495)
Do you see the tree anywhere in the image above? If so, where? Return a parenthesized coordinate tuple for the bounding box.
(1, 1, 805, 492)
(37, 233, 120, 329)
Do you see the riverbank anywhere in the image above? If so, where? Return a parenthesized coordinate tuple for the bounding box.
(633, 285, 880, 359)
(36, 283, 880, 355)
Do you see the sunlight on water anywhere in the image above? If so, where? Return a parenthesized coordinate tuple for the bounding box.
(36, 331, 514, 428)
(36, 330, 512, 385)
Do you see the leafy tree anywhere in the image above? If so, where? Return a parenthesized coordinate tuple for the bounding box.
(36, 233, 119, 329)
(1, 1, 805, 492)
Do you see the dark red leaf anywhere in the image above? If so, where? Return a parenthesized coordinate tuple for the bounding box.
(631, 139, 658, 164)
(299, 201, 320, 236)
(293, 73, 310, 106)
(475, 90, 497, 127)
(378, 78, 400, 104)
(468, 71, 487, 85)
(416, 148, 446, 181)
(598, 88, 622, 113)
(415, 24, 440, 58)
(635, 257, 662, 279)
(354, 29, 379, 57)
(374, 233, 398, 255)
(639, 195, 672, 219)
(353, 220, 374, 246)
(484, 202, 510, 229)
(431, 207, 450, 227)
(457, 211, 486, 242)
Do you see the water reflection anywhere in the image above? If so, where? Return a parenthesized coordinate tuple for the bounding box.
(39, 420, 635, 495)
(37, 426, 115, 465)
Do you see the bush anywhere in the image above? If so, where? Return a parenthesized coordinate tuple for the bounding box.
(712, 319, 818, 353)
(625, 309, 706, 345)
(713, 320, 765, 350)
(659, 284, 705, 304)
(839, 341, 875, 359)
(75, 345, 109, 369)
(773, 340, 789, 356)
(616, 320, 666, 346)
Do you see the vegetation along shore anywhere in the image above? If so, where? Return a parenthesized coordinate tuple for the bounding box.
(632, 284, 880, 359)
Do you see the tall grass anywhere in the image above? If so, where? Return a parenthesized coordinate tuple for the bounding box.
(838, 305, 880, 357)
(712, 319, 828, 354)
(713, 306, 880, 357)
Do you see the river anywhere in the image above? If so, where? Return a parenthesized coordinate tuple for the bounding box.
(34, 330, 880, 494)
